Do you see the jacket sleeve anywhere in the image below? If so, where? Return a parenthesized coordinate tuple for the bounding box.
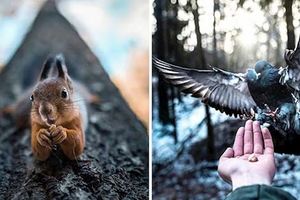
(225, 184, 297, 200)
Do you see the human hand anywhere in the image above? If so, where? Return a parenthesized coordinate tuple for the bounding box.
(218, 120, 276, 190)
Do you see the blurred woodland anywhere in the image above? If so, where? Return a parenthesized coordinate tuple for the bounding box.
(152, 0, 300, 199)
(0, 0, 149, 127)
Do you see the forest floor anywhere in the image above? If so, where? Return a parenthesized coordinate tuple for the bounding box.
(153, 153, 300, 199)
(153, 94, 300, 199)
(153, 114, 300, 200)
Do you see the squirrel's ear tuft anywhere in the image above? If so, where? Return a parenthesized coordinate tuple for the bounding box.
(56, 54, 68, 79)
(40, 56, 55, 81)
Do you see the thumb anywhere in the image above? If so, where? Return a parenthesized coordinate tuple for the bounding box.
(220, 147, 234, 159)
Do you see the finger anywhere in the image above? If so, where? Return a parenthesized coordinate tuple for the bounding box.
(51, 130, 60, 138)
(37, 135, 51, 149)
(49, 124, 56, 133)
(244, 120, 253, 154)
(233, 127, 244, 156)
(262, 127, 274, 154)
(37, 137, 47, 147)
(40, 134, 52, 145)
(220, 147, 234, 159)
(56, 136, 66, 144)
(53, 135, 63, 144)
(253, 121, 263, 154)
(51, 127, 65, 137)
(53, 133, 66, 144)
(41, 130, 51, 137)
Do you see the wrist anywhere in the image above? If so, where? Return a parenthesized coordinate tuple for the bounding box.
(231, 173, 272, 190)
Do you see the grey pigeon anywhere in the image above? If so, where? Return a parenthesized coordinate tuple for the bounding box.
(153, 44, 300, 135)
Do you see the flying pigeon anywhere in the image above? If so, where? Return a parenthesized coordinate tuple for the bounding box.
(153, 50, 300, 135)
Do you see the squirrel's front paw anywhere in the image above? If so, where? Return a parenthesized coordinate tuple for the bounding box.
(37, 129, 52, 149)
(49, 125, 67, 144)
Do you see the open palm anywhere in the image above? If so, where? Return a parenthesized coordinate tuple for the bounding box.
(218, 120, 276, 190)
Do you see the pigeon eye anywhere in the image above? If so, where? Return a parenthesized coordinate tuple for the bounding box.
(30, 95, 34, 102)
(61, 89, 68, 99)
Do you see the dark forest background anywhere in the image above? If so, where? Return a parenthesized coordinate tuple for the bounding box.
(152, 0, 300, 199)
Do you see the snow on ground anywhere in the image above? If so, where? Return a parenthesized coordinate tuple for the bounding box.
(153, 152, 300, 199)
(153, 80, 300, 199)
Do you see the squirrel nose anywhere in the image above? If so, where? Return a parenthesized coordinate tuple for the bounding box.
(39, 102, 55, 117)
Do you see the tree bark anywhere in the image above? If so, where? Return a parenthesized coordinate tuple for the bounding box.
(213, 0, 219, 67)
(192, 1, 215, 160)
(284, 0, 295, 50)
(192, 8, 206, 68)
(154, 0, 178, 142)
(154, 0, 171, 125)
(0, 1, 148, 199)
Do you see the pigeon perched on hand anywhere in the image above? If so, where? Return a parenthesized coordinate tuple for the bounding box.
(153, 39, 300, 135)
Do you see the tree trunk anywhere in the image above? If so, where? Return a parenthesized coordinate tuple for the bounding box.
(284, 0, 295, 50)
(154, 0, 171, 125)
(0, 1, 148, 199)
(170, 87, 178, 144)
(192, 8, 206, 69)
(213, 0, 219, 67)
(192, 1, 215, 160)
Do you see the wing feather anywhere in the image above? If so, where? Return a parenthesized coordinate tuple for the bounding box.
(153, 57, 257, 117)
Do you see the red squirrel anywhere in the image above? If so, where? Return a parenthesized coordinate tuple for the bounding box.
(30, 55, 88, 161)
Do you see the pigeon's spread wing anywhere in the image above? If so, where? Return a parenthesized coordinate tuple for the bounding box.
(153, 57, 257, 118)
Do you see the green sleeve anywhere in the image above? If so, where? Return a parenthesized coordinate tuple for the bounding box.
(225, 184, 297, 200)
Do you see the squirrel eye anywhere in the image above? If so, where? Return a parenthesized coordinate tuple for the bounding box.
(30, 95, 34, 102)
(61, 89, 68, 99)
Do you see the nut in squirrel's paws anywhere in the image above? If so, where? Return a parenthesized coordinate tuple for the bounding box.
(248, 154, 258, 162)
(37, 129, 52, 149)
(49, 125, 67, 144)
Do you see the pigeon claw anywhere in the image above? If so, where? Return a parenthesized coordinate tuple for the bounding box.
(264, 107, 279, 122)
(250, 108, 255, 117)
